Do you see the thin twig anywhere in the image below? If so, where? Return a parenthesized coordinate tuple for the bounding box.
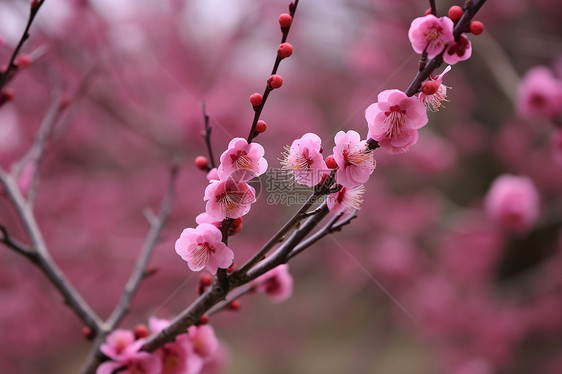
(287, 211, 358, 260)
(106, 166, 179, 328)
(207, 284, 254, 317)
(429, 0, 437, 15)
(0, 169, 103, 332)
(201, 103, 216, 169)
(404, 0, 487, 97)
(233, 172, 335, 277)
(0, 225, 35, 258)
(0, 0, 46, 90)
(246, 0, 300, 143)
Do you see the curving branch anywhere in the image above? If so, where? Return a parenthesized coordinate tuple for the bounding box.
(246, 0, 300, 143)
(0, 169, 103, 332)
(0, 0, 46, 90)
(106, 166, 179, 328)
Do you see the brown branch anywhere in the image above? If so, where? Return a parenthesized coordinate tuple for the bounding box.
(0, 169, 103, 332)
(106, 166, 179, 328)
(201, 103, 216, 169)
(246, 0, 300, 143)
(429, 0, 437, 16)
(0, 225, 35, 258)
(0, 0, 46, 90)
(287, 211, 358, 260)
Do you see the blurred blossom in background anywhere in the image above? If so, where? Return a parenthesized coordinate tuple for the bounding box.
(1, 0, 562, 373)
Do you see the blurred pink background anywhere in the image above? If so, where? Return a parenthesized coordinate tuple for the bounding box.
(1, 0, 561, 373)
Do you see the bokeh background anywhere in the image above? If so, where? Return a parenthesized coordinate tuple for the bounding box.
(1, 0, 561, 373)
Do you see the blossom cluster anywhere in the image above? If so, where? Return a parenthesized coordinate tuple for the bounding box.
(97, 319, 219, 374)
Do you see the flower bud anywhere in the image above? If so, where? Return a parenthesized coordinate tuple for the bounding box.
(134, 324, 149, 339)
(195, 156, 209, 170)
(469, 21, 484, 35)
(325, 155, 338, 169)
(255, 120, 267, 134)
(278, 13, 292, 28)
(448, 6, 463, 22)
(267, 74, 283, 89)
(278, 43, 293, 58)
(250, 93, 262, 107)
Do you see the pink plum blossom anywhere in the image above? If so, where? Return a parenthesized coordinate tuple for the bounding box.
(206, 168, 219, 181)
(408, 15, 455, 59)
(252, 264, 293, 303)
(100, 329, 144, 361)
(332, 130, 376, 187)
(195, 212, 221, 228)
(327, 185, 366, 215)
(418, 65, 451, 112)
(187, 324, 219, 359)
(175, 223, 234, 273)
(217, 137, 268, 181)
(281, 133, 329, 187)
(149, 317, 204, 374)
(365, 89, 428, 153)
(517, 66, 562, 119)
(96, 353, 162, 374)
(484, 174, 540, 233)
(204, 178, 256, 220)
(443, 34, 472, 65)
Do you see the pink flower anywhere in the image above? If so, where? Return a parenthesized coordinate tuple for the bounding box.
(100, 329, 144, 361)
(327, 185, 366, 215)
(332, 130, 376, 187)
(418, 65, 451, 112)
(252, 264, 293, 303)
(204, 177, 256, 220)
(408, 15, 454, 59)
(443, 34, 472, 65)
(97, 353, 162, 374)
(281, 133, 329, 187)
(187, 324, 219, 359)
(206, 168, 219, 181)
(149, 317, 204, 374)
(217, 137, 268, 181)
(195, 212, 221, 228)
(517, 66, 562, 119)
(484, 174, 540, 233)
(175, 223, 234, 273)
(365, 89, 428, 153)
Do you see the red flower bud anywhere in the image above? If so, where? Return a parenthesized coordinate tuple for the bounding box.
(268, 74, 283, 89)
(469, 21, 484, 35)
(325, 155, 338, 169)
(134, 324, 149, 339)
(448, 6, 463, 22)
(195, 156, 208, 170)
(249, 93, 262, 107)
(278, 13, 292, 28)
(278, 43, 294, 58)
(255, 120, 267, 134)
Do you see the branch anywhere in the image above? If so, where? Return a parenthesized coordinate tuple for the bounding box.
(234, 172, 335, 276)
(201, 103, 216, 169)
(287, 211, 358, 260)
(0, 169, 103, 331)
(0, 225, 35, 258)
(0, 0, 46, 90)
(246, 0, 300, 143)
(106, 166, 179, 328)
(429, 0, 437, 16)
(207, 284, 254, 317)
(404, 0, 487, 97)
